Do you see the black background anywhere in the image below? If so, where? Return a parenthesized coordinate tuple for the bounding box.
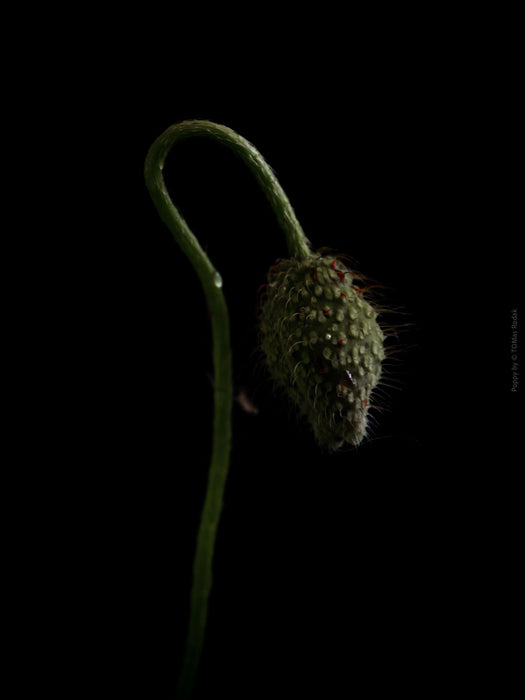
(42, 30, 521, 698)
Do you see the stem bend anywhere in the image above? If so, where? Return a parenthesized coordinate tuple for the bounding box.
(144, 120, 310, 698)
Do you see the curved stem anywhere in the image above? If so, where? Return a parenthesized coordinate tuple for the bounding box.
(144, 120, 310, 698)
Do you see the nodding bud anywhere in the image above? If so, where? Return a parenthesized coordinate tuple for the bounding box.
(259, 253, 385, 449)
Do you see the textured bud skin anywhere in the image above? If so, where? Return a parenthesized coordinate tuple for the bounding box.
(259, 254, 385, 449)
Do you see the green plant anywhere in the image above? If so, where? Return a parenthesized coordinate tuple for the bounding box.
(259, 254, 385, 449)
(144, 120, 386, 697)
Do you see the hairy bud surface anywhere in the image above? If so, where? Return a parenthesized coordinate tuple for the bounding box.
(259, 254, 385, 449)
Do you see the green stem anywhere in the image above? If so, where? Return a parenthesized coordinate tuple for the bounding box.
(144, 120, 310, 698)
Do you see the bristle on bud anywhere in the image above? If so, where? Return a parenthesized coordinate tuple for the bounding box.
(259, 253, 385, 449)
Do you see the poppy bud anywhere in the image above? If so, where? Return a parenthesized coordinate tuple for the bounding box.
(259, 253, 385, 449)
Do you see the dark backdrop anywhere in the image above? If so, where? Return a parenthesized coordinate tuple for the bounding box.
(79, 55, 520, 698)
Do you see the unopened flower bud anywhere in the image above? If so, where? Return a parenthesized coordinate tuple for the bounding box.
(259, 253, 385, 449)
